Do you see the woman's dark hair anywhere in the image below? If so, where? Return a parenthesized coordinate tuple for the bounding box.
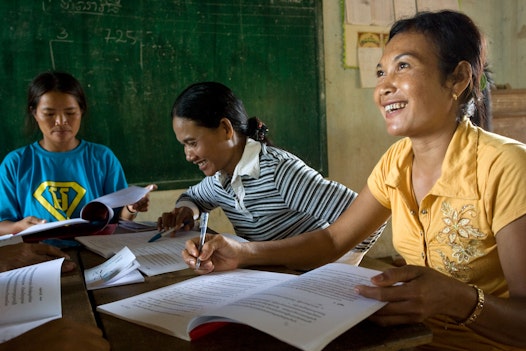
(25, 71, 87, 135)
(388, 10, 493, 129)
(171, 81, 271, 145)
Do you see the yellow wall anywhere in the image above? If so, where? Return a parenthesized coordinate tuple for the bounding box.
(137, 0, 526, 258)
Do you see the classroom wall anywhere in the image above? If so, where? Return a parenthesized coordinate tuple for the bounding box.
(137, 0, 526, 258)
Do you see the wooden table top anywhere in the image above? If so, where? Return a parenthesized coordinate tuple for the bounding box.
(61, 247, 432, 351)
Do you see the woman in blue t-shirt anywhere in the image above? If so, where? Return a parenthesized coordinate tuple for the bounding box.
(0, 71, 155, 235)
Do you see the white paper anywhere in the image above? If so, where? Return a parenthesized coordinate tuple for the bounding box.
(394, 0, 417, 20)
(77, 231, 248, 276)
(97, 263, 386, 351)
(89, 186, 150, 209)
(416, 0, 459, 12)
(358, 46, 383, 88)
(13, 185, 150, 237)
(345, 0, 372, 25)
(84, 246, 143, 289)
(371, 0, 395, 26)
(0, 258, 64, 342)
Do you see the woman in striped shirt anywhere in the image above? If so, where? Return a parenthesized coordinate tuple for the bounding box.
(158, 81, 384, 264)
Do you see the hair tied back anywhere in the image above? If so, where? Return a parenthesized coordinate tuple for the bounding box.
(251, 117, 269, 142)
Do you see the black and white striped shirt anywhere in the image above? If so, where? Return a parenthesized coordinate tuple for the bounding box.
(177, 142, 383, 253)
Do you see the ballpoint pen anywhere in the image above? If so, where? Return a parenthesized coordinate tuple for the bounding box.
(195, 212, 209, 270)
(147, 227, 177, 243)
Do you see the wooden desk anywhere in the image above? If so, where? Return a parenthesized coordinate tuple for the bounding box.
(62, 249, 432, 351)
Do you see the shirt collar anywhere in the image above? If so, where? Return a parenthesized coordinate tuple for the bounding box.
(217, 138, 262, 186)
(385, 119, 479, 200)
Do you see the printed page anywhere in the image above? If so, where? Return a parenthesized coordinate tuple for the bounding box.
(97, 269, 294, 340)
(0, 258, 64, 342)
(13, 186, 149, 237)
(76, 230, 197, 275)
(191, 263, 386, 351)
(128, 232, 248, 276)
(15, 218, 88, 236)
(76, 230, 161, 258)
(77, 231, 248, 276)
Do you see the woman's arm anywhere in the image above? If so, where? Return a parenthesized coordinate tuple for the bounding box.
(184, 185, 391, 272)
(119, 184, 157, 221)
(0, 217, 46, 236)
(0, 242, 76, 273)
(356, 214, 526, 348)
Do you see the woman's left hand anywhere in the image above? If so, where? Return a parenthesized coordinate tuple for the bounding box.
(355, 265, 474, 326)
(127, 184, 158, 213)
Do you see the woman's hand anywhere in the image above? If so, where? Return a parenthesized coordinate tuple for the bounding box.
(157, 206, 195, 233)
(128, 184, 158, 213)
(0, 242, 76, 273)
(355, 265, 475, 326)
(182, 234, 244, 274)
(121, 184, 157, 220)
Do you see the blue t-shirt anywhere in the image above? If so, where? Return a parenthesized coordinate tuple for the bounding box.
(0, 140, 128, 222)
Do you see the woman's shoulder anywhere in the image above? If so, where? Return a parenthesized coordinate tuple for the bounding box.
(1, 143, 37, 163)
(478, 129, 526, 161)
(262, 144, 303, 163)
(79, 140, 118, 157)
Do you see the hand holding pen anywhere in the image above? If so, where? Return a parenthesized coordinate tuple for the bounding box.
(195, 212, 209, 270)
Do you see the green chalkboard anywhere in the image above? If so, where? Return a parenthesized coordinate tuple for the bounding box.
(0, 0, 326, 190)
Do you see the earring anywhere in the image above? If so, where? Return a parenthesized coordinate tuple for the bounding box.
(452, 93, 458, 101)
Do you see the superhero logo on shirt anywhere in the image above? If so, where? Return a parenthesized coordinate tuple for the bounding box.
(33, 182, 87, 220)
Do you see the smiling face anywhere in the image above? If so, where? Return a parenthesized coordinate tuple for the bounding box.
(374, 31, 457, 138)
(33, 91, 82, 152)
(173, 116, 239, 176)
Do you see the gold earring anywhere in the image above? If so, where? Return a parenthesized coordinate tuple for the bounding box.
(452, 93, 458, 101)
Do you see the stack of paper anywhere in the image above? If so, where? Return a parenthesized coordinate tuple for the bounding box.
(84, 246, 144, 290)
(0, 259, 64, 342)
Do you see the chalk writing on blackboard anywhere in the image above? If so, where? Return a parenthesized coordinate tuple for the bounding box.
(45, 0, 122, 15)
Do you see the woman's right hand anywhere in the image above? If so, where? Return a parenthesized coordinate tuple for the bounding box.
(157, 206, 195, 233)
(182, 233, 244, 274)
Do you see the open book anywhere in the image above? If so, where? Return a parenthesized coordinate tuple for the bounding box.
(97, 263, 386, 351)
(0, 258, 64, 343)
(7, 186, 151, 242)
(76, 230, 248, 276)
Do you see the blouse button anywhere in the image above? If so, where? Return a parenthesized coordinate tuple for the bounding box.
(421, 209, 428, 215)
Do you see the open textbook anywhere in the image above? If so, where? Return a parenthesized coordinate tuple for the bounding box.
(76, 230, 248, 276)
(0, 258, 63, 343)
(5, 186, 151, 242)
(97, 263, 386, 351)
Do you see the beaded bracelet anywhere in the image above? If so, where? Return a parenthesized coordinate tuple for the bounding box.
(459, 285, 485, 326)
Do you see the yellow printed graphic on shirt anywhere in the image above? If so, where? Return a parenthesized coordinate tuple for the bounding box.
(33, 182, 87, 220)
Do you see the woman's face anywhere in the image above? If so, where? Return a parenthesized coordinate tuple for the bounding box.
(172, 117, 238, 176)
(374, 31, 457, 138)
(33, 91, 82, 152)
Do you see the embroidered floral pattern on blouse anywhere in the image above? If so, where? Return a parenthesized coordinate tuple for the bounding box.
(436, 202, 486, 280)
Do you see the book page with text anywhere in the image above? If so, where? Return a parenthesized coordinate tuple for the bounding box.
(97, 269, 294, 340)
(0, 258, 64, 342)
(191, 263, 386, 351)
